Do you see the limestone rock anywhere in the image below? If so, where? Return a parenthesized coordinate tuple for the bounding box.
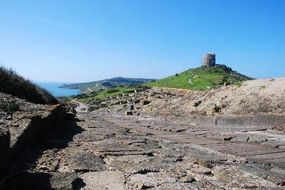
(81, 171, 125, 190)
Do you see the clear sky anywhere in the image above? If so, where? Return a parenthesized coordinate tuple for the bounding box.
(0, 0, 284, 82)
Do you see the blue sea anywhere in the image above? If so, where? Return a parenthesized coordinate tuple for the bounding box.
(36, 82, 81, 97)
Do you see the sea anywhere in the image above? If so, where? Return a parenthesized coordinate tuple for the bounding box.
(36, 82, 81, 97)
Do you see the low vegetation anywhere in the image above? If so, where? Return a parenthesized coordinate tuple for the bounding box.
(61, 77, 154, 92)
(73, 86, 147, 103)
(0, 67, 58, 104)
(147, 65, 252, 90)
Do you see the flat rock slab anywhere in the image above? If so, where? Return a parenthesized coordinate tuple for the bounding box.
(127, 172, 177, 189)
(214, 167, 280, 189)
(68, 151, 106, 172)
(91, 139, 156, 157)
(73, 131, 107, 142)
(81, 171, 125, 190)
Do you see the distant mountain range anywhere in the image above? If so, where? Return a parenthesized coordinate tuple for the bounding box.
(61, 77, 155, 92)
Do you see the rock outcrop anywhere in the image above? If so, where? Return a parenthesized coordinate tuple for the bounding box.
(0, 92, 77, 183)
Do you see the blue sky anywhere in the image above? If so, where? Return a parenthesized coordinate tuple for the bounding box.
(0, 0, 284, 82)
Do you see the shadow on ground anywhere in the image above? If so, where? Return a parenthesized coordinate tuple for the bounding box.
(0, 109, 86, 190)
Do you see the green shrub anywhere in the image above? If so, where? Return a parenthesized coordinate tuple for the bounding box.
(106, 88, 120, 94)
(124, 89, 135, 93)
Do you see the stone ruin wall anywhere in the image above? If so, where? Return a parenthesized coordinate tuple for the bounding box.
(203, 53, 216, 67)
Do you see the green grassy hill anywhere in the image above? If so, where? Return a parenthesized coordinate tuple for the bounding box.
(147, 65, 252, 90)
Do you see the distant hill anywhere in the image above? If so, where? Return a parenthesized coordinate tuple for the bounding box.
(61, 77, 155, 92)
(147, 65, 252, 90)
(0, 67, 58, 104)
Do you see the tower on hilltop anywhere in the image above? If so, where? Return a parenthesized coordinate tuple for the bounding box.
(203, 53, 216, 67)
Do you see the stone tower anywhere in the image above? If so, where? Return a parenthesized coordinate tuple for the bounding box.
(203, 53, 216, 67)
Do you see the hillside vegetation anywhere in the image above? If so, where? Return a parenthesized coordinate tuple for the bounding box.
(61, 77, 155, 92)
(0, 67, 58, 104)
(73, 86, 148, 103)
(147, 65, 252, 90)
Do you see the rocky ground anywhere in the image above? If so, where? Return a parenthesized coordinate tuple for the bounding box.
(0, 92, 55, 149)
(1, 77, 285, 189)
(0, 92, 80, 189)
(1, 104, 284, 189)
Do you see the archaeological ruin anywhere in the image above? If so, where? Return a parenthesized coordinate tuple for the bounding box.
(203, 53, 216, 67)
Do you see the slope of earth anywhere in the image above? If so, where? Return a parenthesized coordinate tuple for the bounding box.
(144, 77, 285, 116)
(86, 77, 285, 117)
(0, 67, 57, 104)
(147, 65, 252, 90)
